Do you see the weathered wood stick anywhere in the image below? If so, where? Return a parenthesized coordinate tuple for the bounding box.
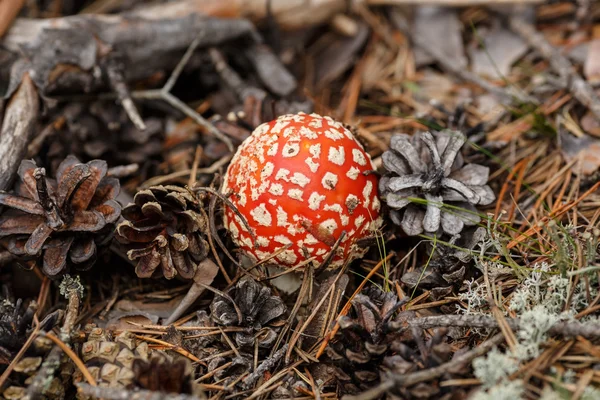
(0, 74, 39, 191)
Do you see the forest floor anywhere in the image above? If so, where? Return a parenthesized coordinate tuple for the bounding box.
(1, 1, 600, 399)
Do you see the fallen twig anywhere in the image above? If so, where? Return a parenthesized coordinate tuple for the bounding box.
(393, 314, 600, 340)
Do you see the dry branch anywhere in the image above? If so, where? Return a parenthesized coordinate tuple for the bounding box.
(1, 1, 294, 98)
(396, 314, 600, 340)
(0, 73, 39, 191)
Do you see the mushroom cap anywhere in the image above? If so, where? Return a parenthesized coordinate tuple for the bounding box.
(222, 113, 382, 269)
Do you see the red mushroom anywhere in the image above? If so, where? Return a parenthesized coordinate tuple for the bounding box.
(222, 112, 382, 270)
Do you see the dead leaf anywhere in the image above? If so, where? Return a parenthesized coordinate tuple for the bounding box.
(471, 25, 528, 79)
(412, 7, 467, 70)
(113, 296, 185, 319)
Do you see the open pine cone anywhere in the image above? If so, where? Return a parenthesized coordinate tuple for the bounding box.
(327, 287, 406, 393)
(115, 185, 209, 279)
(380, 130, 495, 236)
(0, 299, 36, 367)
(0, 156, 121, 276)
(210, 276, 286, 349)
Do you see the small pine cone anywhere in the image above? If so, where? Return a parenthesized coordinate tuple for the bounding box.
(115, 185, 209, 279)
(0, 299, 36, 366)
(379, 130, 495, 236)
(74, 328, 151, 394)
(210, 276, 286, 349)
(327, 287, 405, 392)
(0, 156, 121, 276)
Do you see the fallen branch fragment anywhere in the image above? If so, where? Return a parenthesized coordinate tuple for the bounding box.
(394, 314, 600, 340)
(508, 15, 600, 120)
(0, 73, 39, 191)
(2, 1, 294, 98)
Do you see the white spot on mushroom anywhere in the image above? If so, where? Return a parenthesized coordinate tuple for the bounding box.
(238, 192, 247, 207)
(267, 142, 279, 156)
(308, 116, 323, 129)
(304, 234, 319, 245)
(363, 181, 373, 208)
(255, 250, 269, 260)
(325, 128, 344, 141)
(276, 168, 290, 181)
(250, 203, 272, 227)
(274, 235, 292, 245)
(256, 236, 270, 247)
(352, 149, 367, 166)
(305, 158, 320, 173)
(324, 203, 343, 213)
(299, 126, 318, 139)
(321, 172, 338, 190)
(316, 248, 327, 256)
(260, 162, 274, 180)
(290, 172, 310, 188)
(309, 144, 321, 158)
(372, 196, 381, 212)
(341, 214, 350, 226)
(346, 166, 360, 180)
(276, 206, 288, 226)
(270, 119, 290, 134)
(277, 249, 298, 265)
(354, 215, 365, 229)
(288, 188, 304, 201)
(269, 183, 284, 196)
(328, 146, 345, 165)
(240, 235, 253, 249)
(308, 192, 326, 211)
(282, 142, 300, 158)
(228, 221, 239, 238)
(235, 215, 248, 232)
(268, 199, 277, 205)
(287, 225, 301, 236)
(345, 194, 359, 215)
(319, 219, 338, 235)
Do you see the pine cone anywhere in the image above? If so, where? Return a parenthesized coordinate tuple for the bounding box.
(327, 287, 405, 393)
(210, 276, 286, 349)
(0, 156, 121, 276)
(115, 185, 209, 279)
(0, 299, 36, 366)
(380, 130, 495, 236)
(402, 227, 486, 296)
(73, 327, 151, 395)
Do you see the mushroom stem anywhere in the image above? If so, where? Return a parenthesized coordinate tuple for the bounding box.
(164, 258, 219, 325)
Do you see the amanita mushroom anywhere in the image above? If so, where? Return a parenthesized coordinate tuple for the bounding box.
(222, 112, 382, 270)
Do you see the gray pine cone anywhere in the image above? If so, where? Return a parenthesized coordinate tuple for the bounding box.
(380, 130, 495, 236)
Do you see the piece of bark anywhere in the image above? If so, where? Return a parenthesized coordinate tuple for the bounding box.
(0, 73, 39, 191)
(470, 25, 529, 79)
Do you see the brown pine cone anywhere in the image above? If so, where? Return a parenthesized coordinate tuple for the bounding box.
(210, 276, 286, 349)
(327, 287, 406, 393)
(115, 185, 209, 279)
(73, 327, 151, 395)
(0, 156, 121, 276)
